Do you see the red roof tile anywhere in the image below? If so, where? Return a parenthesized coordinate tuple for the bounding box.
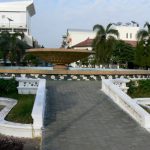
(124, 40, 137, 47)
(72, 38, 137, 48)
(72, 38, 93, 47)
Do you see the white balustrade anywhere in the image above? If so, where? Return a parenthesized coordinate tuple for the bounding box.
(102, 78, 150, 129)
(16, 78, 39, 94)
(111, 79, 130, 93)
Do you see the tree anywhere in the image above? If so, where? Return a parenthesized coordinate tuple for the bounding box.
(8, 32, 25, 65)
(112, 40, 135, 68)
(23, 53, 40, 66)
(92, 23, 119, 65)
(134, 40, 150, 68)
(0, 31, 11, 65)
(135, 22, 150, 68)
(80, 57, 89, 67)
(0, 31, 26, 66)
(137, 22, 150, 41)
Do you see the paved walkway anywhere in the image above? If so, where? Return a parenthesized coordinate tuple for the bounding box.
(42, 81, 150, 150)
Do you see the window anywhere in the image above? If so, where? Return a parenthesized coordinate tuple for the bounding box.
(130, 33, 132, 39)
(126, 33, 128, 39)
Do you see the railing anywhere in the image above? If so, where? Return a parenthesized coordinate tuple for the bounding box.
(17, 78, 39, 94)
(0, 66, 53, 70)
(102, 78, 150, 129)
(111, 79, 129, 93)
(17, 78, 46, 137)
(0, 23, 27, 28)
(31, 79, 46, 137)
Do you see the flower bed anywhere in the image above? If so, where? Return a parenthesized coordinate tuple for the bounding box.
(0, 79, 35, 124)
(0, 78, 46, 138)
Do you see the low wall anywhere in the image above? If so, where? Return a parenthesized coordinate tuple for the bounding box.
(0, 121, 33, 138)
(0, 98, 33, 138)
(0, 79, 46, 138)
(0, 68, 149, 80)
(102, 79, 150, 129)
(32, 79, 46, 137)
(17, 78, 39, 94)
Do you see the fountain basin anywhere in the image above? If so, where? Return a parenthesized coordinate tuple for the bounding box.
(26, 48, 95, 69)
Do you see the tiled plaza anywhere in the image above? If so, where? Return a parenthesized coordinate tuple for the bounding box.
(42, 81, 150, 150)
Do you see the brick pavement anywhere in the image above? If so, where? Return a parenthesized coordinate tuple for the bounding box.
(42, 81, 150, 150)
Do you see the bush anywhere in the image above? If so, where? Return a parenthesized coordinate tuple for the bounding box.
(0, 78, 18, 96)
(0, 78, 35, 123)
(128, 79, 150, 98)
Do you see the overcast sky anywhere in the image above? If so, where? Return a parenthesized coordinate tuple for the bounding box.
(1, 0, 150, 47)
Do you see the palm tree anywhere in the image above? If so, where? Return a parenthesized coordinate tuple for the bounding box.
(92, 23, 119, 65)
(135, 22, 150, 69)
(137, 22, 150, 40)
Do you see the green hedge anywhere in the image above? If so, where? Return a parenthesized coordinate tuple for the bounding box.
(127, 79, 150, 98)
(0, 78, 18, 96)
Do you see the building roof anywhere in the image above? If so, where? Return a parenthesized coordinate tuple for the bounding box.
(0, 0, 35, 16)
(67, 29, 94, 33)
(72, 38, 137, 48)
(72, 38, 93, 48)
(124, 40, 137, 47)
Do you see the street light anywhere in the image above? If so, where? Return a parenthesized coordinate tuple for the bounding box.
(7, 17, 13, 28)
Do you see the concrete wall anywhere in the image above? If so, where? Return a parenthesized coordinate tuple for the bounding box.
(0, 69, 150, 80)
(32, 79, 46, 137)
(0, 12, 27, 28)
(116, 26, 139, 41)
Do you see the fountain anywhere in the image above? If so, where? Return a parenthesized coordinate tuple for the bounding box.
(26, 48, 95, 70)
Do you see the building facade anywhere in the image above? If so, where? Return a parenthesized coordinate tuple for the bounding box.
(62, 25, 140, 50)
(0, 0, 35, 47)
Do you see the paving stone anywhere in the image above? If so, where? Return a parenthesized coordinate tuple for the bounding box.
(42, 81, 150, 150)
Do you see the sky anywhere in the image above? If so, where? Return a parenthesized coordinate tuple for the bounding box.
(1, 0, 150, 47)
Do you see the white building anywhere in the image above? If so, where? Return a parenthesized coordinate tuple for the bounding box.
(115, 26, 139, 46)
(63, 25, 140, 50)
(0, 0, 35, 47)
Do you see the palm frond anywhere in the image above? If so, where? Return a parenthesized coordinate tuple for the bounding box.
(93, 24, 105, 33)
(144, 22, 150, 33)
(106, 23, 113, 32)
(107, 29, 119, 38)
(137, 29, 148, 40)
(144, 22, 150, 28)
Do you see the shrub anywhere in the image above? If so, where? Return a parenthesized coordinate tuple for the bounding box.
(0, 78, 18, 96)
(128, 79, 150, 98)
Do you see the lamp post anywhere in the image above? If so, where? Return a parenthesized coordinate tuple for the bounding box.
(7, 17, 13, 28)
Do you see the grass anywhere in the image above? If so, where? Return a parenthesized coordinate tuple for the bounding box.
(0, 78, 35, 124)
(4, 94, 35, 124)
(127, 79, 150, 98)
